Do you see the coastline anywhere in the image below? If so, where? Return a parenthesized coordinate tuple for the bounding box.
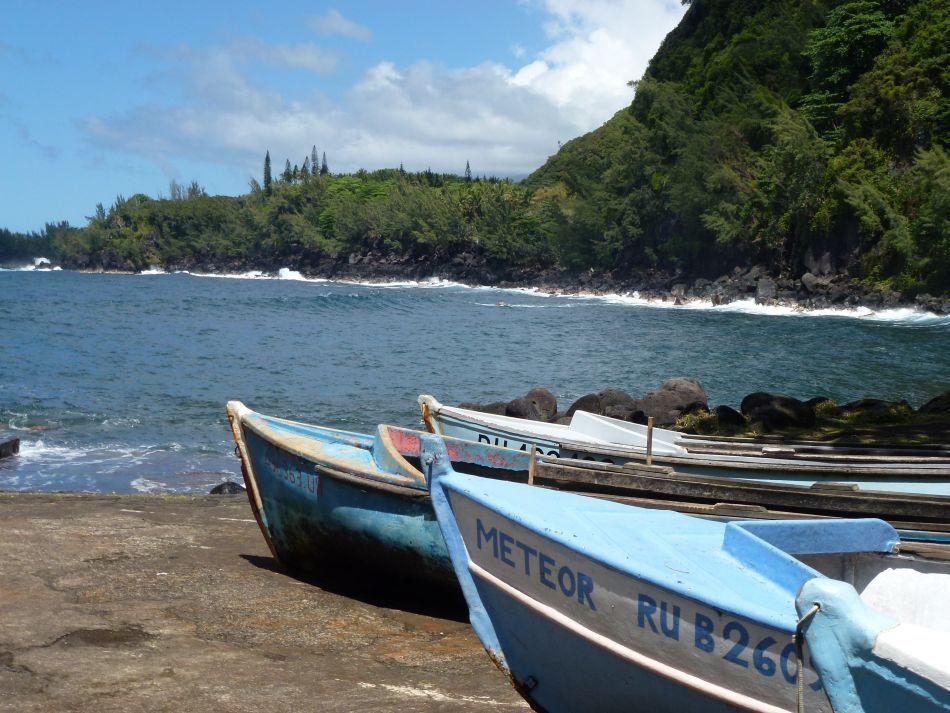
(7, 257, 948, 322)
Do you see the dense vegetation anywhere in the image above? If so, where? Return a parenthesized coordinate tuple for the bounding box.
(528, 0, 948, 293)
(3, 0, 946, 294)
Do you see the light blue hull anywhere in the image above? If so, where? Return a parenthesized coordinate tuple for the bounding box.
(426, 434, 950, 713)
(471, 571, 740, 712)
(243, 425, 454, 583)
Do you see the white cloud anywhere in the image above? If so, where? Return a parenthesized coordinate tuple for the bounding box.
(245, 39, 339, 75)
(84, 1, 686, 178)
(308, 9, 373, 42)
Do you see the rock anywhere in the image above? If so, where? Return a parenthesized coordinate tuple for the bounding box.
(800, 272, 830, 293)
(603, 405, 635, 421)
(459, 401, 509, 416)
(628, 410, 649, 425)
(805, 396, 840, 417)
(0, 436, 19, 459)
(919, 391, 950, 414)
(566, 393, 601, 417)
(740, 392, 816, 431)
(755, 277, 777, 303)
(596, 388, 638, 415)
(804, 249, 834, 276)
(712, 405, 745, 428)
(522, 387, 558, 422)
(553, 416, 572, 425)
(210, 481, 244, 495)
(505, 397, 540, 420)
(840, 398, 910, 417)
(634, 377, 708, 426)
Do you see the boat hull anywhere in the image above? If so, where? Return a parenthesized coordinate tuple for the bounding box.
(242, 425, 454, 584)
(428, 407, 950, 497)
(430, 462, 833, 712)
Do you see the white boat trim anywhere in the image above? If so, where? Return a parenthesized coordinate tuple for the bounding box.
(469, 561, 794, 713)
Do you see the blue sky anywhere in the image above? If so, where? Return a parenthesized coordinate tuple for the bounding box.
(1, 1, 685, 232)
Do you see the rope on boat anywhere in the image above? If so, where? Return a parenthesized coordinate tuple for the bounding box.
(794, 603, 821, 713)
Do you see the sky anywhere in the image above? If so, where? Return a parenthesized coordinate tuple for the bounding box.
(0, 1, 686, 232)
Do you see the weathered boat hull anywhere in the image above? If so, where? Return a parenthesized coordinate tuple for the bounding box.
(227, 401, 530, 584)
(240, 425, 454, 583)
(426, 436, 950, 713)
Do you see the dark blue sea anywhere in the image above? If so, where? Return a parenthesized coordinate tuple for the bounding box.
(1, 266, 948, 493)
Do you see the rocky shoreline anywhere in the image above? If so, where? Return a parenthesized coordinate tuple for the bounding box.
(132, 250, 950, 315)
(458, 382, 950, 440)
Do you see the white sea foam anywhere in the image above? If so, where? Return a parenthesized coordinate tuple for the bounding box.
(130, 477, 166, 493)
(566, 292, 950, 324)
(23, 265, 946, 324)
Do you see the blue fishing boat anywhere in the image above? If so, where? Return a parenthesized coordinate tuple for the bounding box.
(226, 401, 531, 583)
(425, 435, 950, 712)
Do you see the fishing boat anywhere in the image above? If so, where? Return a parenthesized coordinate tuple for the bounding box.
(425, 435, 950, 712)
(228, 400, 948, 586)
(534, 455, 950, 545)
(419, 395, 950, 495)
(226, 401, 530, 583)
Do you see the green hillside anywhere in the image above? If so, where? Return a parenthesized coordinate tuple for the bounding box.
(3, 0, 947, 295)
(528, 0, 949, 293)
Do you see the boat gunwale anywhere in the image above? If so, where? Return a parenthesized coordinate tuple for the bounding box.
(238, 408, 431, 497)
(226, 401, 281, 561)
(539, 457, 950, 511)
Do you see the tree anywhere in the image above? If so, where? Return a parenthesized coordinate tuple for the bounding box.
(320, 152, 329, 175)
(263, 151, 272, 194)
(311, 146, 319, 172)
(283, 159, 293, 183)
(464, 160, 472, 182)
(301, 156, 310, 179)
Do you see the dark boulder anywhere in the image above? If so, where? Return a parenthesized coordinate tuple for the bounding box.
(505, 397, 539, 420)
(712, 405, 745, 428)
(755, 277, 777, 304)
(920, 391, 950, 414)
(597, 388, 638, 414)
(210, 481, 244, 495)
(0, 436, 19, 460)
(804, 396, 840, 417)
(566, 393, 601, 417)
(604, 404, 636, 421)
(740, 392, 816, 431)
(634, 377, 708, 426)
(840, 398, 910, 417)
(522, 387, 558, 422)
(459, 401, 508, 416)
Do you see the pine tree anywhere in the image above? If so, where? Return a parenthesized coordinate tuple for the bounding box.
(320, 152, 329, 175)
(293, 164, 299, 182)
(464, 160, 472, 182)
(283, 159, 292, 183)
(311, 146, 319, 172)
(263, 151, 272, 194)
(301, 156, 310, 179)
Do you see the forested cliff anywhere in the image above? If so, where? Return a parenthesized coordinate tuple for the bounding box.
(4, 0, 947, 296)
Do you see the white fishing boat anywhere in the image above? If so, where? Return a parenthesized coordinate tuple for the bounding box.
(419, 395, 950, 497)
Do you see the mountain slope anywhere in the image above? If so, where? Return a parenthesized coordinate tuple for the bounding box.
(528, 0, 948, 292)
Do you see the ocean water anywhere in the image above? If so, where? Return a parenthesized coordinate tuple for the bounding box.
(1, 267, 948, 493)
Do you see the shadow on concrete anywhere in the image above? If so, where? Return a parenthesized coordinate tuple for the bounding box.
(240, 554, 470, 622)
